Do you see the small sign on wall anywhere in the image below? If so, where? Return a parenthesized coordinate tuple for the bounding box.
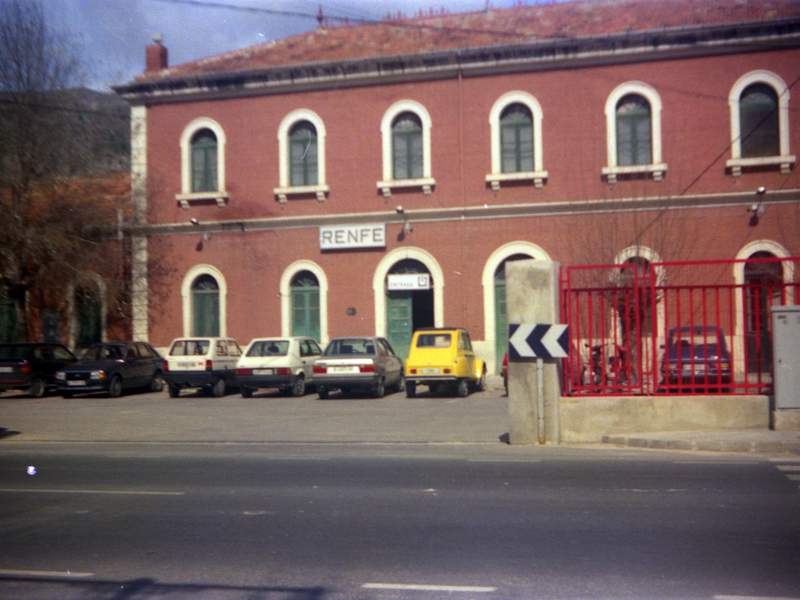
(320, 224, 386, 250)
(387, 274, 430, 290)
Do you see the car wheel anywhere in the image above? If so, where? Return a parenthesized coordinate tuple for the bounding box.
(212, 378, 226, 397)
(241, 386, 253, 398)
(456, 378, 469, 397)
(108, 376, 123, 398)
(291, 376, 306, 397)
(372, 378, 385, 398)
(318, 387, 329, 400)
(395, 372, 405, 392)
(406, 381, 416, 398)
(28, 376, 46, 398)
(168, 384, 180, 398)
(150, 371, 164, 392)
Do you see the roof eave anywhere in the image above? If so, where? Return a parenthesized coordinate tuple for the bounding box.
(113, 16, 800, 104)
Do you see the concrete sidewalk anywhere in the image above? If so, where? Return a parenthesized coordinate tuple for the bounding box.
(1, 378, 799, 455)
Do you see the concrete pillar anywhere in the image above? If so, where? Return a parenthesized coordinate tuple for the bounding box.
(506, 260, 562, 445)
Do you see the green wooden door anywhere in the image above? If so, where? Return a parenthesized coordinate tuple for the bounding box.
(291, 286, 320, 341)
(494, 275, 507, 375)
(387, 291, 413, 361)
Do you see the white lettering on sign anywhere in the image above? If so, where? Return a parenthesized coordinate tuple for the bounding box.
(387, 274, 430, 290)
(320, 224, 386, 250)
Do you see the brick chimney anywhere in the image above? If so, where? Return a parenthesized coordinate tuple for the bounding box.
(145, 33, 168, 73)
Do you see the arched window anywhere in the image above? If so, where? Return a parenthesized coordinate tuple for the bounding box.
(378, 100, 434, 196)
(289, 121, 318, 187)
(500, 104, 534, 173)
(178, 118, 227, 206)
(392, 112, 423, 180)
(740, 84, 779, 159)
(191, 129, 218, 193)
(487, 92, 547, 189)
(291, 271, 320, 341)
(727, 71, 794, 176)
(616, 95, 652, 166)
(603, 82, 665, 182)
(192, 274, 220, 336)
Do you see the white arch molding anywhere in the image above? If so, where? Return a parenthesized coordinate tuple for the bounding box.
(373, 247, 444, 337)
(480, 242, 551, 373)
(274, 109, 329, 202)
(178, 117, 228, 206)
(279, 260, 329, 345)
(181, 264, 228, 337)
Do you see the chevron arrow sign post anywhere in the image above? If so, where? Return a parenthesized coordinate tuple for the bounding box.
(508, 323, 569, 360)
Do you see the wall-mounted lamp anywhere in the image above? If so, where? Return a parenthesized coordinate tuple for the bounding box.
(395, 206, 404, 214)
(190, 218, 199, 225)
(404, 221, 413, 233)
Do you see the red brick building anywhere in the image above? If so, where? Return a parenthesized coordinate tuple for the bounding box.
(114, 0, 800, 373)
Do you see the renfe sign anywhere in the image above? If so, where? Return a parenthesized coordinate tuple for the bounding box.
(320, 224, 386, 250)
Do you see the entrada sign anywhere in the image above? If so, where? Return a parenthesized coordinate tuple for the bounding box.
(387, 273, 430, 290)
(320, 224, 386, 250)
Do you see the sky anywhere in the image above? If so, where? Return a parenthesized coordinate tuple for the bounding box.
(38, 0, 523, 90)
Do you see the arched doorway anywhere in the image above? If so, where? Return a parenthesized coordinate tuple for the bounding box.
(744, 251, 783, 375)
(494, 254, 531, 371)
(291, 271, 320, 341)
(191, 274, 220, 336)
(386, 259, 434, 360)
(75, 287, 102, 349)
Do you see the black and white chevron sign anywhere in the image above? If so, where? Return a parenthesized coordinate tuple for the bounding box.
(508, 323, 569, 359)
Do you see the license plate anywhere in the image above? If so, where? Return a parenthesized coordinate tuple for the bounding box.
(420, 368, 441, 375)
(330, 366, 359, 373)
(0, 367, 12, 373)
(67, 380, 87, 387)
(177, 361, 198, 368)
(253, 368, 274, 375)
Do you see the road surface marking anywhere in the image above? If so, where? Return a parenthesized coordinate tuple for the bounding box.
(714, 596, 800, 600)
(363, 583, 496, 593)
(775, 465, 800, 471)
(0, 488, 184, 496)
(0, 569, 93, 578)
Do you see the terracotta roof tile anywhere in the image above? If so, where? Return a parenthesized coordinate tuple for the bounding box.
(137, 0, 800, 81)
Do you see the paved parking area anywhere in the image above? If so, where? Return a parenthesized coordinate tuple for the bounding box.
(0, 378, 509, 445)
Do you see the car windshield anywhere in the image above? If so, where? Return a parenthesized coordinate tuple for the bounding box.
(170, 340, 210, 356)
(324, 339, 376, 356)
(0, 345, 27, 360)
(416, 333, 451, 348)
(667, 328, 726, 359)
(82, 345, 124, 360)
(247, 341, 289, 357)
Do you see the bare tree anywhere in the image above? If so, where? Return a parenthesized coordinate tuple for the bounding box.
(0, 0, 130, 342)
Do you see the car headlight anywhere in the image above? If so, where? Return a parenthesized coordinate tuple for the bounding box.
(55, 372, 65, 381)
(90, 370, 106, 380)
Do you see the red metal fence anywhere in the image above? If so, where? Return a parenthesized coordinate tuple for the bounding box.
(561, 256, 799, 396)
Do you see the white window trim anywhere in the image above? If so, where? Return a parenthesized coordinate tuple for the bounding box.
(373, 247, 444, 337)
(602, 82, 667, 183)
(177, 117, 229, 208)
(274, 109, 329, 203)
(181, 264, 227, 337)
(727, 70, 795, 176)
(279, 260, 329, 346)
(486, 91, 548, 190)
(377, 100, 435, 198)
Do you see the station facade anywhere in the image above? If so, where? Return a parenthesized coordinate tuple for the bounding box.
(114, 0, 800, 373)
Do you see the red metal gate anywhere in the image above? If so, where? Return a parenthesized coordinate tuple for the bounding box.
(561, 257, 799, 396)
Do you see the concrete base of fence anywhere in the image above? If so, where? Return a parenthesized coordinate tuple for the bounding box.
(774, 410, 800, 431)
(560, 395, 770, 443)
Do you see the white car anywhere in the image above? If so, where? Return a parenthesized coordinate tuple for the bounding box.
(163, 337, 242, 397)
(235, 337, 322, 397)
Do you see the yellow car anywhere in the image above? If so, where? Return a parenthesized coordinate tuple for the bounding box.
(405, 328, 486, 397)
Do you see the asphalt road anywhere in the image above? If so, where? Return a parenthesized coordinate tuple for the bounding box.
(1, 442, 799, 600)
